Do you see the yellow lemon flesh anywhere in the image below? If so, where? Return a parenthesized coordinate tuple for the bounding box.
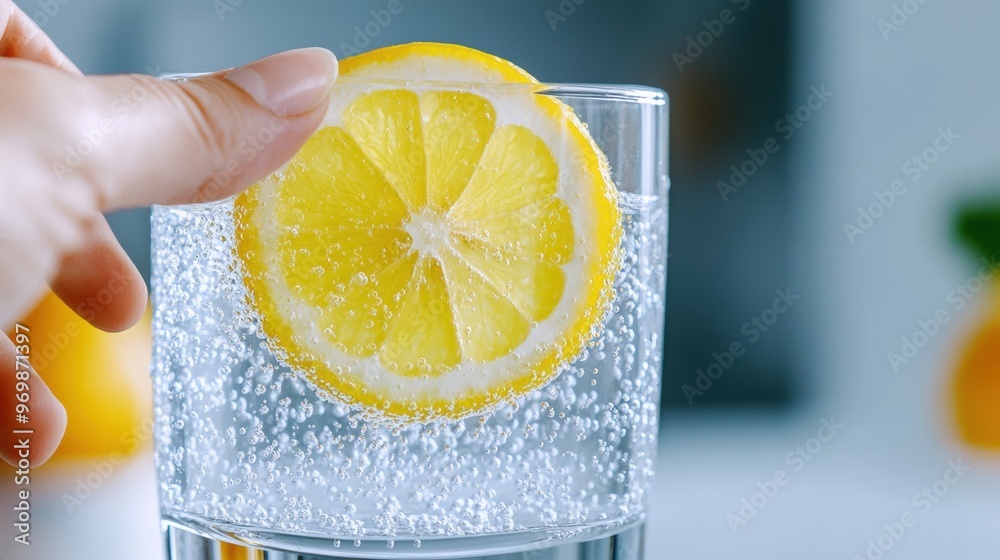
(235, 43, 621, 422)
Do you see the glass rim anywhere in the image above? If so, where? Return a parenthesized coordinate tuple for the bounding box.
(159, 72, 667, 105)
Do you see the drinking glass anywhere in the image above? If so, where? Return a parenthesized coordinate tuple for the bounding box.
(151, 77, 669, 560)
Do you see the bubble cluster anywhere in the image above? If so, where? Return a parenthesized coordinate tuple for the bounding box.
(150, 195, 665, 549)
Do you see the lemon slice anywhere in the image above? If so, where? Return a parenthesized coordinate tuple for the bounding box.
(234, 43, 621, 422)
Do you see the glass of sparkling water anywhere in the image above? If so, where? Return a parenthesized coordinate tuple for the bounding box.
(152, 79, 668, 560)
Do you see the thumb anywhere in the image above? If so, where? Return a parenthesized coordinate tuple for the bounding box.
(79, 48, 337, 210)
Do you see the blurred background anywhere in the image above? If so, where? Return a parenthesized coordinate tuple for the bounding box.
(3, 0, 1000, 558)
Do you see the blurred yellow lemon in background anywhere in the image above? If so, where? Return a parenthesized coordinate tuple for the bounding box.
(952, 314, 1000, 449)
(10, 291, 153, 462)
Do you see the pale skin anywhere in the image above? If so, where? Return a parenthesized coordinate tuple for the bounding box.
(0, 0, 338, 466)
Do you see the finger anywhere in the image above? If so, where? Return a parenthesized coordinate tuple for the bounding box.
(0, 169, 95, 332)
(0, 332, 67, 467)
(49, 214, 147, 333)
(80, 47, 337, 210)
(0, 1, 80, 74)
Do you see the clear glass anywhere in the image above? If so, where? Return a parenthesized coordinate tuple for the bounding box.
(151, 78, 668, 560)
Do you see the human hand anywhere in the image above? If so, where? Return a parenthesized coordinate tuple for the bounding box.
(0, 0, 337, 465)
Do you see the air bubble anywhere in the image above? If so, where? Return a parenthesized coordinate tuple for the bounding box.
(150, 195, 665, 542)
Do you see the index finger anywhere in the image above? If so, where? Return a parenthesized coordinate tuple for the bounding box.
(0, 1, 80, 74)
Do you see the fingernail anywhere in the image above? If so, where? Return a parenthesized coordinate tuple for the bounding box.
(224, 48, 338, 116)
